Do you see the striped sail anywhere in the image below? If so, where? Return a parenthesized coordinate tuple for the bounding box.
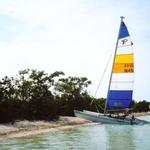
(107, 21, 134, 109)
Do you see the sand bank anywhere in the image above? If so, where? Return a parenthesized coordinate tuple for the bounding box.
(0, 117, 92, 139)
(134, 111, 150, 117)
(0, 112, 149, 139)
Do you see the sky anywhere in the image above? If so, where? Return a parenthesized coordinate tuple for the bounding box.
(0, 0, 150, 101)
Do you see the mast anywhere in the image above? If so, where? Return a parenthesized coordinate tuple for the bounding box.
(104, 16, 125, 115)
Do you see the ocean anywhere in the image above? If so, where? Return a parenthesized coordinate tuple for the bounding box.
(0, 116, 150, 150)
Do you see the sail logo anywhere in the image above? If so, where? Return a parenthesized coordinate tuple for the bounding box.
(121, 39, 128, 45)
(114, 102, 123, 107)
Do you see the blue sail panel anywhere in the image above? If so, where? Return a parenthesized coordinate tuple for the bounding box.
(119, 21, 129, 39)
(107, 90, 133, 109)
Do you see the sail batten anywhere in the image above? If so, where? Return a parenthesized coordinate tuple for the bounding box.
(107, 20, 134, 109)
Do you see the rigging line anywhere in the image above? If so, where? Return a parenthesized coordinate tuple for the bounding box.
(97, 103, 104, 111)
(90, 51, 113, 106)
(94, 103, 100, 113)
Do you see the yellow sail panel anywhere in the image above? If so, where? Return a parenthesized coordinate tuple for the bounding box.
(113, 63, 134, 73)
(114, 54, 134, 64)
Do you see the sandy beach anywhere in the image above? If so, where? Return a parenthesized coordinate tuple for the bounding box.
(0, 116, 92, 139)
(0, 111, 149, 139)
(133, 111, 150, 117)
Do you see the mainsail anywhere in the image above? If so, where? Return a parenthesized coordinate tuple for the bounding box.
(106, 18, 134, 110)
(74, 17, 150, 124)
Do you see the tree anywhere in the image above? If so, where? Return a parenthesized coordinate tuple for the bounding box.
(54, 76, 92, 115)
(133, 100, 150, 112)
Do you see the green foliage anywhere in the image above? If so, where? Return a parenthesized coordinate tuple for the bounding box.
(0, 69, 64, 122)
(0, 69, 149, 123)
(0, 69, 92, 123)
(54, 76, 92, 116)
(133, 100, 150, 112)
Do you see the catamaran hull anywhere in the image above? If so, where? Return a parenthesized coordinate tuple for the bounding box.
(74, 110, 149, 125)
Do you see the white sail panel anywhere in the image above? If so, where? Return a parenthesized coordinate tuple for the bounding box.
(112, 73, 134, 82)
(117, 36, 132, 48)
(110, 81, 133, 90)
(117, 47, 133, 55)
(117, 36, 133, 55)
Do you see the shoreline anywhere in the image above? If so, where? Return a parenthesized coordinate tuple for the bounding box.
(0, 112, 150, 139)
(0, 116, 92, 139)
(134, 111, 150, 117)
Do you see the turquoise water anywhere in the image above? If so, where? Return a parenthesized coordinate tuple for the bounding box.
(0, 116, 150, 150)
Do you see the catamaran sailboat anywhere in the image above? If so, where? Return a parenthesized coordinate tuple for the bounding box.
(74, 17, 149, 125)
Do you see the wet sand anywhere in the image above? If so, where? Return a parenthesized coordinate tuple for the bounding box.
(0, 117, 92, 139)
(134, 111, 150, 117)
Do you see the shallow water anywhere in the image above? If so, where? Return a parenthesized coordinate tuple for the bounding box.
(0, 116, 150, 150)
